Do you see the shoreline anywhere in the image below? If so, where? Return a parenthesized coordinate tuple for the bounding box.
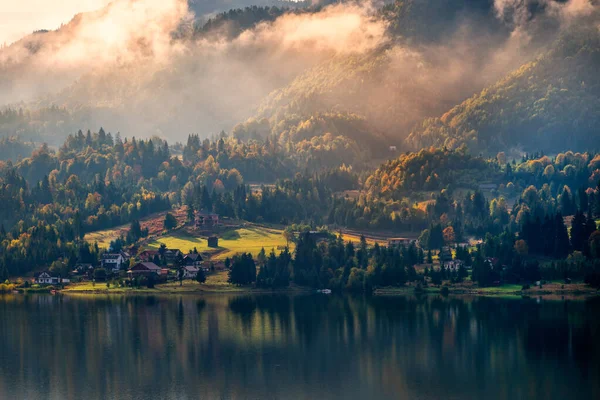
(17, 283, 600, 298)
(375, 285, 600, 298)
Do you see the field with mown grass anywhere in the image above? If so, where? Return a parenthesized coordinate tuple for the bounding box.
(83, 208, 188, 248)
(146, 226, 293, 260)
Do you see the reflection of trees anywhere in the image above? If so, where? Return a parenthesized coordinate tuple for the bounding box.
(228, 296, 257, 332)
(0, 294, 598, 399)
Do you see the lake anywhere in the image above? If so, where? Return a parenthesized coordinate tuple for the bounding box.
(0, 293, 598, 400)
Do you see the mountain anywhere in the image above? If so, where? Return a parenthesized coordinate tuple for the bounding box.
(407, 24, 600, 155)
(246, 0, 545, 151)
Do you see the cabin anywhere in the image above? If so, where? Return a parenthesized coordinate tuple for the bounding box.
(138, 250, 159, 262)
(181, 266, 200, 279)
(183, 253, 203, 267)
(73, 263, 93, 275)
(387, 238, 417, 248)
(127, 262, 162, 277)
(196, 211, 219, 228)
(207, 236, 219, 248)
(101, 253, 125, 273)
(35, 272, 70, 285)
(164, 249, 182, 263)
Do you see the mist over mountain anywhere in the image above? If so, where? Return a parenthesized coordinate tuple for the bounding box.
(0, 0, 597, 155)
(406, 8, 600, 155)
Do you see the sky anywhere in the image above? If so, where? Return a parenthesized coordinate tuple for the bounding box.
(0, 0, 112, 44)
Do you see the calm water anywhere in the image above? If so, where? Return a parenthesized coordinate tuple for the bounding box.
(0, 294, 598, 400)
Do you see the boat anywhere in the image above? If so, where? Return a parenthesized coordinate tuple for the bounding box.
(317, 289, 332, 294)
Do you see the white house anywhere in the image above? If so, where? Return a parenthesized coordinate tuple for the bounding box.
(182, 266, 200, 279)
(443, 260, 464, 271)
(35, 272, 69, 285)
(101, 253, 125, 273)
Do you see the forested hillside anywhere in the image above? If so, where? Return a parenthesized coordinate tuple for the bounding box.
(365, 148, 501, 199)
(407, 25, 600, 154)
(247, 0, 578, 151)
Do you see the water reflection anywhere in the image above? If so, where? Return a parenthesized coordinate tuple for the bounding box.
(0, 294, 598, 400)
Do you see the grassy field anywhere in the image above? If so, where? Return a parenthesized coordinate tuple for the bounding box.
(83, 208, 188, 248)
(84, 228, 124, 249)
(61, 271, 311, 294)
(146, 226, 293, 260)
(340, 233, 386, 246)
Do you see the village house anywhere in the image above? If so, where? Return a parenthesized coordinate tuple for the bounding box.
(164, 249, 183, 263)
(72, 263, 94, 278)
(196, 210, 219, 228)
(181, 266, 200, 279)
(101, 253, 126, 273)
(138, 250, 159, 262)
(127, 262, 162, 277)
(183, 253, 203, 267)
(35, 272, 70, 286)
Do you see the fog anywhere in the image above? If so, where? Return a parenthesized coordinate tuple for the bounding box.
(0, 0, 596, 142)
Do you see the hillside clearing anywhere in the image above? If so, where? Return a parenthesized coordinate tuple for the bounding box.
(146, 226, 293, 260)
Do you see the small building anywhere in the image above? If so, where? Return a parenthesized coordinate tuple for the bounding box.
(164, 249, 182, 263)
(181, 266, 200, 279)
(183, 253, 203, 267)
(138, 250, 159, 262)
(101, 253, 125, 273)
(72, 264, 94, 280)
(119, 250, 132, 259)
(389, 146, 397, 151)
(388, 238, 417, 248)
(207, 236, 219, 248)
(128, 262, 162, 277)
(35, 272, 69, 285)
(196, 211, 219, 228)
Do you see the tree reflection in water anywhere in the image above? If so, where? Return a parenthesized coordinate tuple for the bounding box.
(0, 294, 598, 400)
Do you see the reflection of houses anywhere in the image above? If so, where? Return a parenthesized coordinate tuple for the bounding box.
(101, 253, 125, 272)
(182, 266, 200, 279)
(183, 253, 203, 267)
(388, 238, 417, 248)
(35, 272, 70, 285)
(207, 236, 219, 248)
(196, 211, 219, 228)
(128, 262, 162, 277)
